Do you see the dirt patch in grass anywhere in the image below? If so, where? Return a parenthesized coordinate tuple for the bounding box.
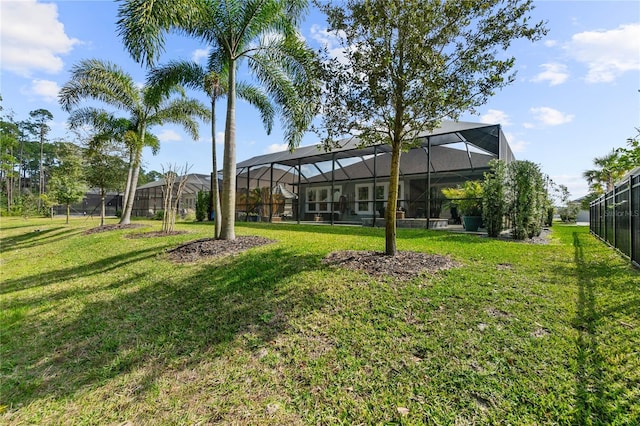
(83, 224, 147, 235)
(322, 250, 460, 281)
(166, 236, 276, 263)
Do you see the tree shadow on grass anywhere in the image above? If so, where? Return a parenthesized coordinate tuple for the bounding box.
(1, 247, 161, 295)
(2, 246, 325, 413)
(571, 231, 640, 425)
(0, 227, 83, 253)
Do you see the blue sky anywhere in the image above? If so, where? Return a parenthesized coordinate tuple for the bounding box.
(1, 0, 638, 199)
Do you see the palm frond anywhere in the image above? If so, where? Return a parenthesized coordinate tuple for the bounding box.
(117, 0, 190, 66)
(147, 60, 208, 93)
(58, 59, 139, 112)
(150, 98, 210, 140)
(235, 82, 275, 134)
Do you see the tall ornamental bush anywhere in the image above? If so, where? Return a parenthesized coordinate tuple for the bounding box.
(195, 190, 210, 222)
(482, 160, 507, 238)
(507, 160, 546, 240)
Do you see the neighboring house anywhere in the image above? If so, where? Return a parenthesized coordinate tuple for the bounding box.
(235, 121, 515, 224)
(133, 173, 211, 217)
(132, 169, 298, 219)
(52, 189, 122, 217)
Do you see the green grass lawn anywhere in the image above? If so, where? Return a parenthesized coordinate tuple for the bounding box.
(1, 216, 638, 425)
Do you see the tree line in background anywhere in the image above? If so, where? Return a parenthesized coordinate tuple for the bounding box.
(0, 97, 164, 222)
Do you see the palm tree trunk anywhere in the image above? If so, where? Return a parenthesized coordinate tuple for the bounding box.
(120, 141, 143, 225)
(220, 61, 237, 240)
(121, 148, 142, 225)
(120, 149, 134, 223)
(211, 97, 222, 239)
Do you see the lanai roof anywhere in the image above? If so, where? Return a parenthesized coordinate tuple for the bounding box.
(305, 144, 495, 183)
(236, 121, 513, 171)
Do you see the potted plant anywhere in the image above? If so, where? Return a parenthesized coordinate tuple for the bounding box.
(442, 181, 483, 231)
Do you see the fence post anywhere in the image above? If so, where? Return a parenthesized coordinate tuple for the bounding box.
(632, 175, 638, 266)
(612, 184, 616, 248)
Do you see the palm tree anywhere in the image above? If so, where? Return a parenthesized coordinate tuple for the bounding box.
(59, 59, 210, 224)
(583, 150, 626, 194)
(147, 58, 275, 238)
(117, 0, 320, 239)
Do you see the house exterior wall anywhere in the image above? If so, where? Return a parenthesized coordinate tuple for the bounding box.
(300, 171, 488, 222)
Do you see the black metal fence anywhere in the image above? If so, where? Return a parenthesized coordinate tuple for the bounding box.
(590, 173, 639, 267)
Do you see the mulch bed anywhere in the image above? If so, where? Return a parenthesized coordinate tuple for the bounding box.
(166, 236, 276, 263)
(126, 231, 189, 239)
(322, 250, 460, 281)
(83, 224, 147, 235)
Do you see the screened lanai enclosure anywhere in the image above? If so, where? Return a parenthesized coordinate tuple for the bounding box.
(235, 121, 515, 228)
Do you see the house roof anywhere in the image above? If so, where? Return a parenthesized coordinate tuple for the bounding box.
(236, 121, 513, 171)
(136, 173, 211, 194)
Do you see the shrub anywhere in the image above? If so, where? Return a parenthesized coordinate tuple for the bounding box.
(195, 190, 210, 222)
(442, 181, 483, 216)
(559, 202, 580, 223)
(507, 160, 546, 239)
(153, 210, 164, 220)
(546, 206, 555, 227)
(482, 160, 507, 237)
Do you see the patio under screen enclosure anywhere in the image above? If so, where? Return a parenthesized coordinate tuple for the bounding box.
(235, 121, 515, 228)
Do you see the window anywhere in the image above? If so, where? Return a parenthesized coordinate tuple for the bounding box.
(356, 185, 370, 213)
(355, 182, 404, 214)
(306, 188, 317, 212)
(306, 186, 341, 213)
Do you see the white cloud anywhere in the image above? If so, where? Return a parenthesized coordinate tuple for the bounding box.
(192, 47, 210, 63)
(543, 40, 558, 48)
(265, 143, 289, 154)
(529, 107, 574, 126)
(531, 63, 569, 86)
(0, 0, 79, 76)
(522, 122, 535, 129)
(309, 24, 349, 64)
(565, 23, 640, 83)
(157, 129, 182, 142)
(29, 79, 60, 102)
(480, 109, 511, 125)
